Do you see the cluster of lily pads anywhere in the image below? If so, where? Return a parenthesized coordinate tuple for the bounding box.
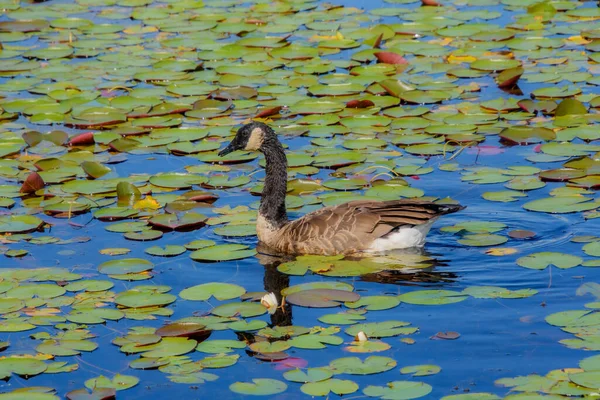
(0, 0, 600, 397)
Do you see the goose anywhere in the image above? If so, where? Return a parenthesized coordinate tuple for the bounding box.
(218, 121, 465, 256)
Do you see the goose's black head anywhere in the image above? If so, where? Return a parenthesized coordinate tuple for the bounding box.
(218, 122, 275, 157)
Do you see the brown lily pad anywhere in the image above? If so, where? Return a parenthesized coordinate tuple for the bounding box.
(431, 331, 460, 340)
(508, 230, 536, 239)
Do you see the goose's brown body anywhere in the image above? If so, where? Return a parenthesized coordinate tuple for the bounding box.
(257, 199, 464, 255)
(219, 122, 465, 256)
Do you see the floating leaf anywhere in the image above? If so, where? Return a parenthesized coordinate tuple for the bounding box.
(84, 374, 139, 391)
(229, 379, 287, 396)
(98, 258, 153, 275)
(516, 252, 582, 270)
(301, 378, 359, 396)
(346, 321, 417, 338)
(400, 365, 441, 377)
(180, 282, 246, 301)
(190, 244, 256, 262)
(286, 289, 360, 308)
(283, 368, 333, 383)
(330, 356, 396, 375)
(363, 381, 432, 399)
(399, 290, 468, 305)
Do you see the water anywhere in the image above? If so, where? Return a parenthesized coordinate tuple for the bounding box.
(1, 0, 600, 398)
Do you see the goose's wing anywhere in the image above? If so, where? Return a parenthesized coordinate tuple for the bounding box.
(276, 200, 464, 255)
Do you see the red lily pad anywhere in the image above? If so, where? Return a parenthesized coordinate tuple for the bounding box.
(20, 172, 45, 194)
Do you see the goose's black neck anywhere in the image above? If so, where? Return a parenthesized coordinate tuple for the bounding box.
(260, 137, 288, 228)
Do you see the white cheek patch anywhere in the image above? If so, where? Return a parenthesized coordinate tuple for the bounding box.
(245, 128, 264, 151)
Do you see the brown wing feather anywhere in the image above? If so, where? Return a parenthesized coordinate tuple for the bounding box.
(270, 200, 464, 255)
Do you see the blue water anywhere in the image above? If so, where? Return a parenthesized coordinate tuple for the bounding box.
(1, 0, 600, 398)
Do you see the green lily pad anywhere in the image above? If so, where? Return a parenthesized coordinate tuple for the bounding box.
(330, 356, 397, 375)
(84, 374, 139, 391)
(0, 215, 44, 234)
(211, 302, 266, 318)
(301, 378, 359, 397)
(399, 290, 468, 305)
(179, 283, 246, 301)
(145, 245, 186, 257)
(282, 281, 353, 296)
(286, 289, 360, 308)
(115, 290, 176, 308)
(346, 321, 417, 338)
(288, 334, 344, 349)
(458, 234, 508, 247)
(517, 252, 582, 270)
(0, 357, 47, 379)
(284, 368, 333, 383)
(190, 244, 256, 262)
(37, 339, 98, 356)
(149, 212, 207, 231)
(126, 337, 197, 358)
(229, 379, 287, 396)
(98, 258, 154, 275)
(345, 296, 400, 311)
(523, 196, 600, 214)
(400, 365, 441, 377)
(583, 242, 600, 257)
(363, 381, 433, 399)
(196, 340, 246, 354)
(569, 371, 600, 389)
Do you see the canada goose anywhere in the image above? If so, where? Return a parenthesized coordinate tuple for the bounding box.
(218, 122, 465, 256)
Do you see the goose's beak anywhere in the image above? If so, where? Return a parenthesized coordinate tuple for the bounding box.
(218, 143, 236, 157)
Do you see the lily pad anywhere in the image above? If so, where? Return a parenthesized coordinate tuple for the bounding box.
(179, 283, 246, 301)
(517, 252, 582, 270)
(286, 289, 360, 308)
(229, 379, 287, 396)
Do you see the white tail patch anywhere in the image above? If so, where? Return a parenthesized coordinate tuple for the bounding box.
(367, 220, 436, 252)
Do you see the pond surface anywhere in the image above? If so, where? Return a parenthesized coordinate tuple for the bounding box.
(0, 0, 600, 398)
